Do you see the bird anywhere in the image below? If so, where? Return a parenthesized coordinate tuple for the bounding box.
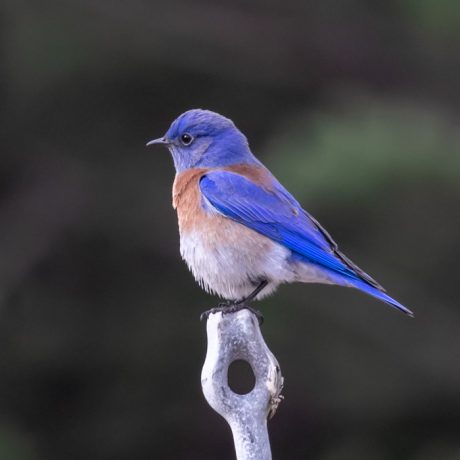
(147, 109, 413, 318)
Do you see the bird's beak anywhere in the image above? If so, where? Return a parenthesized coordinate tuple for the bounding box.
(146, 137, 170, 147)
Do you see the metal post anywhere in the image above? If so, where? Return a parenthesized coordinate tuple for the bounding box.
(201, 310, 284, 460)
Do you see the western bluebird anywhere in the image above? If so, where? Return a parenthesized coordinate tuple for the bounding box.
(147, 109, 413, 318)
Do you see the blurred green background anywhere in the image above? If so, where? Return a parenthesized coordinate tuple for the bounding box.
(1, 1, 460, 459)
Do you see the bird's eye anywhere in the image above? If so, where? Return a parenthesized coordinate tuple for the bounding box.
(180, 133, 194, 146)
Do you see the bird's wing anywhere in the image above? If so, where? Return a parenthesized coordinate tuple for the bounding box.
(200, 169, 381, 287)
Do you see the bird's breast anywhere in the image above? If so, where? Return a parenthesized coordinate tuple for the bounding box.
(172, 167, 209, 233)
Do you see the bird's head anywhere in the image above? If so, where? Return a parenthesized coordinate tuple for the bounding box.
(147, 109, 258, 172)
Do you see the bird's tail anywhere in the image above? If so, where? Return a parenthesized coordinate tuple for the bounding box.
(347, 277, 414, 317)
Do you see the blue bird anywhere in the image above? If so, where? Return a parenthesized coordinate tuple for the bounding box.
(147, 109, 413, 318)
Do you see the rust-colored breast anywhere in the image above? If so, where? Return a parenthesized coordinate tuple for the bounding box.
(172, 168, 209, 233)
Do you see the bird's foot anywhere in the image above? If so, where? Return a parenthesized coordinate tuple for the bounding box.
(200, 301, 264, 325)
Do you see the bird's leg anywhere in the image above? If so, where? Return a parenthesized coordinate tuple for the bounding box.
(235, 280, 268, 305)
(200, 280, 268, 324)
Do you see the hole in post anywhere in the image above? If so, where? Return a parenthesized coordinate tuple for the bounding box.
(228, 359, 255, 395)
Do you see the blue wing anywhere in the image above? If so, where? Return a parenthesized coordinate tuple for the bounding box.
(200, 170, 412, 315)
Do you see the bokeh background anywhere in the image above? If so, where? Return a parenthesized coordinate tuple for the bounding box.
(2, 1, 460, 459)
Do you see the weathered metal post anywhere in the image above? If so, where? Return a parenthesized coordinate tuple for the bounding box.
(201, 310, 284, 460)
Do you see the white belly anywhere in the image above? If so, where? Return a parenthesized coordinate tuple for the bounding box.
(179, 228, 295, 300)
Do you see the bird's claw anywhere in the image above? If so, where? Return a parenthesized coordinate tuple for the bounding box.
(200, 302, 264, 325)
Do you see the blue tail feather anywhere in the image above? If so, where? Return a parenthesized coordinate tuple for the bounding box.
(347, 277, 414, 316)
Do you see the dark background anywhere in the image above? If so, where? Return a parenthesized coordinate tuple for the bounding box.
(2, 1, 460, 459)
